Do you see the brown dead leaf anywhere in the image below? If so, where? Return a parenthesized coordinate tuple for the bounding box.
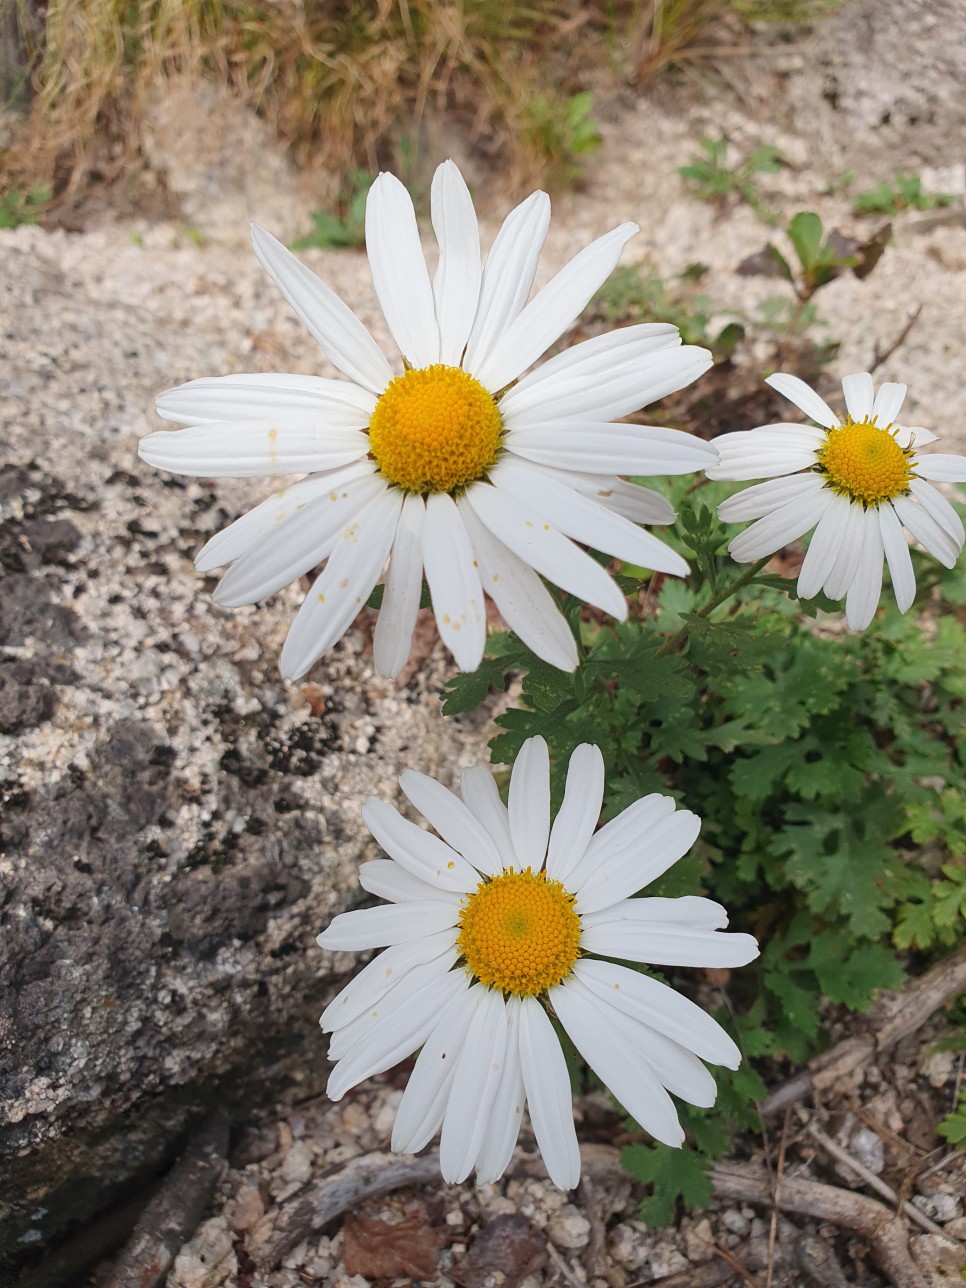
(343, 1200, 442, 1279)
(452, 1213, 547, 1288)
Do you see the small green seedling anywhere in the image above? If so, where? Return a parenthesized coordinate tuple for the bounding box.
(292, 169, 376, 251)
(853, 174, 955, 216)
(678, 137, 784, 224)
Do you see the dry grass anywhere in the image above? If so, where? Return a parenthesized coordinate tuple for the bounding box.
(0, 0, 848, 208)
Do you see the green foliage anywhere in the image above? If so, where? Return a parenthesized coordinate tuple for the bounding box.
(767, 211, 858, 295)
(292, 169, 376, 251)
(589, 264, 745, 362)
(678, 136, 784, 224)
(0, 183, 51, 228)
(446, 488, 965, 1213)
(853, 174, 954, 217)
(520, 91, 603, 186)
(938, 1086, 966, 1148)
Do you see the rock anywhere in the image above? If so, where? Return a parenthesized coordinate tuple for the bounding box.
(683, 1216, 714, 1262)
(0, 228, 493, 1273)
(226, 1183, 264, 1233)
(139, 75, 314, 245)
(168, 1216, 237, 1288)
(280, 1141, 313, 1185)
(910, 1232, 966, 1288)
(547, 1205, 591, 1250)
(913, 1193, 962, 1225)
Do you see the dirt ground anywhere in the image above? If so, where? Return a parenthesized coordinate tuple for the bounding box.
(2, 1, 965, 1285)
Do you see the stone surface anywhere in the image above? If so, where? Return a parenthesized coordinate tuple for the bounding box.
(0, 228, 494, 1268)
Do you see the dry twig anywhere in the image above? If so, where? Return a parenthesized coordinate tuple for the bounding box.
(103, 1109, 229, 1288)
(805, 1123, 946, 1237)
(762, 946, 966, 1117)
(869, 304, 923, 373)
(712, 1160, 929, 1288)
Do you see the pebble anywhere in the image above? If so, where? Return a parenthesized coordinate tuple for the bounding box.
(548, 1206, 591, 1249)
(280, 1140, 313, 1184)
(912, 1193, 961, 1224)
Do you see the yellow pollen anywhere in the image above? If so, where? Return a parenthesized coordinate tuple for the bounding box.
(457, 869, 581, 998)
(818, 418, 914, 506)
(368, 364, 503, 494)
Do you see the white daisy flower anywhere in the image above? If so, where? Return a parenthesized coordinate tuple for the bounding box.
(709, 371, 966, 629)
(139, 161, 715, 678)
(316, 736, 758, 1189)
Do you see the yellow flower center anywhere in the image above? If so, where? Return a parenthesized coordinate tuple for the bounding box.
(457, 869, 581, 997)
(368, 364, 503, 494)
(818, 419, 914, 506)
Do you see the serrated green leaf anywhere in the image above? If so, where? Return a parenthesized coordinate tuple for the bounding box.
(622, 1144, 713, 1225)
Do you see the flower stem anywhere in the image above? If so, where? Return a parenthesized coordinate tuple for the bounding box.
(655, 556, 772, 658)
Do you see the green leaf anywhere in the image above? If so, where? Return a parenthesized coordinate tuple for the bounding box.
(787, 211, 824, 270)
(622, 1144, 713, 1225)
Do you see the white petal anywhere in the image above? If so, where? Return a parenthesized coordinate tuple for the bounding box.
(327, 968, 467, 1101)
(463, 191, 551, 377)
(280, 487, 404, 679)
(841, 372, 874, 422)
(250, 224, 393, 393)
(871, 381, 907, 427)
(766, 372, 839, 428)
(362, 796, 482, 893)
(559, 473, 675, 526)
(474, 998, 526, 1184)
(823, 500, 866, 601)
(728, 488, 832, 563)
(502, 340, 710, 425)
(913, 453, 966, 483)
(423, 493, 486, 672)
(392, 988, 479, 1154)
(328, 948, 458, 1061)
(156, 373, 375, 425)
(546, 743, 605, 884)
(878, 504, 916, 614)
(627, 1020, 718, 1107)
(373, 493, 425, 679)
(508, 736, 551, 868)
(580, 920, 760, 968)
(460, 765, 516, 869)
(318, 901, 459, 951)
(518, 997, 581, 1189)
(581, 895, 728, 931)
(458, 499, 578, 673)
(491, 460, 689, 575)
(366, 172, 440, 367)
(796, 492, 853, 600)
(213, 472, 385, 607)
(570, 793, 677, 888)
(717, 474, 825, 524)
(707, 437, 823, 482)
(358, 859, 449, 904)
(398, 770, 504, 878)
(573, 809, 701, 915)
(574, 958, 740, 1068)
(465, 482, 628, 620)
(138, 420, 368, 478)
(431, 161, 482, 366)
(439, 987, 508, 1183)
(195, 460, 375, 572)
(551, 977, 685, 1147)
(474, 222, 639, 393)
(909, 478, 965, 546)
(506, 420, 716, 477)
(500, 323, 680, 416)
(893, 493, 961, 567)
(320, 929, 458, 1032)
(896, 425, 938, 448)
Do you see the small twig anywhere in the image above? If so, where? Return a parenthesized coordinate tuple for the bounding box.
(254, 1150, 443, 1269)
(712, 1240, 761, 1288)
(103, 1109, 229, 1288)
(762, 945, 966, 1117)
(765, 1111, 789, 1288)
(712, 1160, 929, 1288)
(806, 1123, 946, 1237)
(869, 305, 923, 375)
(578, 1174, 620, 1288)
(546, 1240, 587, 1288)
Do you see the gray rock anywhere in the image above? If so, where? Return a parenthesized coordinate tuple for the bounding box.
(0, 232, 490, 1273)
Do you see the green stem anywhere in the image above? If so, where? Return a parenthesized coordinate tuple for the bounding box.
(655, 556, 771, 658)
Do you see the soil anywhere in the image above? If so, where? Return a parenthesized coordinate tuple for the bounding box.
(2, 1, 965, 1285)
